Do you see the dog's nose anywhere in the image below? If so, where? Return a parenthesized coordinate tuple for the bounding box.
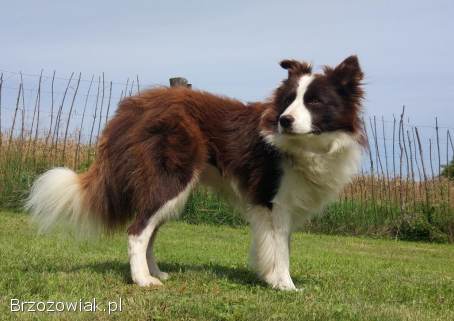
(279, 115, 294, 129)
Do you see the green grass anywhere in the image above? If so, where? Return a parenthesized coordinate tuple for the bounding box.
(1, 212, 454, 321)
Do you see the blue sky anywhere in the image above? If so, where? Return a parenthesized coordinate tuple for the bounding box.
(1, 0, 454, 128)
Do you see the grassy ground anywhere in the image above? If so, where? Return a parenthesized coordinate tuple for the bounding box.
(0, 211, 453, 321)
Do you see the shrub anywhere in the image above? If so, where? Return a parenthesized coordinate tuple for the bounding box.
(442, 158, 454, 180)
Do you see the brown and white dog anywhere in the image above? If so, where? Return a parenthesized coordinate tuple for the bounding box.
(27, 56, 365, 290)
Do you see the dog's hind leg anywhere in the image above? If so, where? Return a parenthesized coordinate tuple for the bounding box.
(146, 225, 169, 280)
(128, 215, 163, 287)
(124, 108, 206, 286)
(127, 177, 197, 287)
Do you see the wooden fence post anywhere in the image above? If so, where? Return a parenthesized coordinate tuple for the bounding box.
(169, 77, 191, 88)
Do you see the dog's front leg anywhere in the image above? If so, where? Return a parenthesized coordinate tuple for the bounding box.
(248, 206, 296, 291)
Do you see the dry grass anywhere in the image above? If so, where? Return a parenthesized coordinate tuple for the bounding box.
(342, 175, 454, 211)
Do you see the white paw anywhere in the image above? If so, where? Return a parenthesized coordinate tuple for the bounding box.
(264, 273, 297, 291)
(272, 282, 298, 291)
(155, 271, 170, 280)
(133, 275, 163, 287)
(148, 265, 170, 280)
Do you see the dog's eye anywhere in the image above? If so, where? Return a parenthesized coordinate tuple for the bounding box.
(307, 97, 322, 105)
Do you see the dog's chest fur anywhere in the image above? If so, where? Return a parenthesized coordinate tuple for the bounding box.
(272, 140, 361, 226)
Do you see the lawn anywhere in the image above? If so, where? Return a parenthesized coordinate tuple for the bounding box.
(0, 211, 453, 321)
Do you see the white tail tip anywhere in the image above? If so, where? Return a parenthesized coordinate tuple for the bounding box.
(26, 167, 100, 236)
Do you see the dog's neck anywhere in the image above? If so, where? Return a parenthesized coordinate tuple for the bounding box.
(283, 134, 362, 189)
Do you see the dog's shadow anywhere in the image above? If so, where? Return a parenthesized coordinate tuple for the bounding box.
(161, 261, 260, 286)
(70, 260, 274, 287)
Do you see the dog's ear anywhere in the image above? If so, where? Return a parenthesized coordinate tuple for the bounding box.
(324, 55, 364, 104)
(280, 59, 300, 71)
(326, 55, 363, 87)
(280, 59, 312, 77)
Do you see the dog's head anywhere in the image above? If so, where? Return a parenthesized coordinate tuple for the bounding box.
(261, 55, 365, 154)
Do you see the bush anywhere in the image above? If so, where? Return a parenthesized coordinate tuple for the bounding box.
(392, 211, 449, 243)
(442, 158, 454, 180)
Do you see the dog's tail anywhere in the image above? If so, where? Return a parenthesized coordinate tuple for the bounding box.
(26, 165, 128, 236)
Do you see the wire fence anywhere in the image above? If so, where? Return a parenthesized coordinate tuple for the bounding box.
(0, 69, 453, 240)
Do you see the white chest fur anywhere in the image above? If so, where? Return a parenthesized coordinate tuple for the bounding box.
(272, 134, 362, 227)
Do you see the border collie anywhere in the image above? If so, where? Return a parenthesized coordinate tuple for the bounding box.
(27, 56, 365, 290)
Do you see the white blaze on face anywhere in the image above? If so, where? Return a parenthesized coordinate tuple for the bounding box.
(279, 75, 315, 134)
